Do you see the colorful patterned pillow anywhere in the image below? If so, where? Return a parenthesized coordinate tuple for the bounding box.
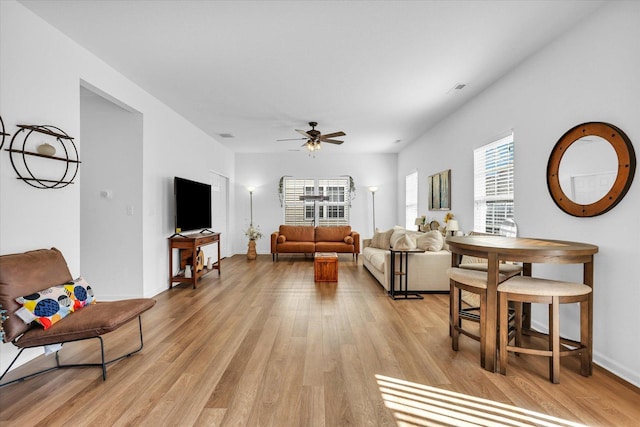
(15, 285, 74, 329)
(63, 276, 96, 310)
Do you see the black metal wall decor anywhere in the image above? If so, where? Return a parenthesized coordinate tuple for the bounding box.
(6, 124, 80, 189)
(0, 115, 9, 150)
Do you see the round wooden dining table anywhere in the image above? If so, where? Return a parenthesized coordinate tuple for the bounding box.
(446, 235, 599, 373)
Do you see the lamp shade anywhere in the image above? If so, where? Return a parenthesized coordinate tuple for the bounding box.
(446, 219, 459, 232)
(414, 217, 423, 226)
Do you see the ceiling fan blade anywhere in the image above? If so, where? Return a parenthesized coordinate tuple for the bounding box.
(277, 137, 306, 141)
(322, 139, 344, 145)
(320, 131, 346, 139)
(295, 129, 313, 139)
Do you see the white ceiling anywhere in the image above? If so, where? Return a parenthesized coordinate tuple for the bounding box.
(20, 0, 604, 154)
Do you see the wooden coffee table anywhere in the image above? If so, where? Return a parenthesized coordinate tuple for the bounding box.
(314, 252, 338, 282)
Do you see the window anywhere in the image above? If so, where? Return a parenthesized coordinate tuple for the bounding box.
(474, 133, 514, 234)
(283, 177, 350, 226)
(405, 171, 418, 229)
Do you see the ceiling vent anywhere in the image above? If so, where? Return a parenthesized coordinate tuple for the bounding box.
(447, 83, 467, 94)
(218, 133, 234, 138)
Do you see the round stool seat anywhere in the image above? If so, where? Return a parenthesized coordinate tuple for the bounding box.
(498, 275, 592, 383)
(448, 267, 508, 289)
(498, 276, 591, 297)
(460, 262, 523, 278)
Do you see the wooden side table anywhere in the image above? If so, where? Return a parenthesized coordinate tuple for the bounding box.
(314, 252, 338, 282)
(169, 232, 221, 289)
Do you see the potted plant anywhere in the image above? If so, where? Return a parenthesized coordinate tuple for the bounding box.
(245, 225, 263, 260)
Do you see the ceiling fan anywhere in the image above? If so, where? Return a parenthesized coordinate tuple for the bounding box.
(277, 121, 346, 152)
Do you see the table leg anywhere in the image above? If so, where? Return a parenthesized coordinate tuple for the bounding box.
(449, 253, 460, 337)
(390, 251, 395, 298)
(192, 240, 197, 289)
(483, 252, 499, 372)
(522, 263, 532, 331)
(217, 236, 221, 275)
(583, 259, 594, 375)
(403, 252, 408, 298)
(169, 243, 173, 289)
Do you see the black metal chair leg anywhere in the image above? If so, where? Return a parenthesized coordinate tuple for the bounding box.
(0, 316, 145, 388)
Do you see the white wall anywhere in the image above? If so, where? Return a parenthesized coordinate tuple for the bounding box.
(0, 0, 234, 372)
(234, 152, 398, 255)
(80, 88, 143, 300)
(398, 1, 640, 386)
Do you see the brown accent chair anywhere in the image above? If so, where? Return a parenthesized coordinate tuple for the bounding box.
(0, 248, 156, 387)
(271, 225, 360, 261)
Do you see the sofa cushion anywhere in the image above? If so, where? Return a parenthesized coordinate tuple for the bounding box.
(277, 235, 286, 243)
(279, 225, 315, 242)
(343, 236, 354, 244)
(363, 247, 386, 271)
(15, 298, 156, 348)
(275, 241, 316, 253)
(315, 242, 354, 253)
(0, 248, 74, 343)
(416, 230, 444, 252)
(315, 226, 351, 242)
(371, 228, 394, 249)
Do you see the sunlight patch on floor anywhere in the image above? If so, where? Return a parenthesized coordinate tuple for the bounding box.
(375, 374, 587, 427)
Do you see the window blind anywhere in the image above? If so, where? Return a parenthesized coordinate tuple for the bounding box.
(474, 134, 514, 234)
(283, 177, 350, 226)
(405, 171, 418, 229)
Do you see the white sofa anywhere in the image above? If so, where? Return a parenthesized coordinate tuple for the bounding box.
(361, 228, 450, 293)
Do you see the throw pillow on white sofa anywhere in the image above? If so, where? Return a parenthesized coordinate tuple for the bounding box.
(416, 230, 444, 251)
(371, 228, 395, 249)
(392, 233, 417, 250)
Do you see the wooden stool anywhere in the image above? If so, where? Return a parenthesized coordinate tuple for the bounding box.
(498, 276, 592, 384)
(448, 268, 510, 367)
(459, 262, 523, 327)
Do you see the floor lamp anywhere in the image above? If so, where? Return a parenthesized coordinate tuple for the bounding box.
(247, 186, 255, 227)
(368, 186, 378, 234)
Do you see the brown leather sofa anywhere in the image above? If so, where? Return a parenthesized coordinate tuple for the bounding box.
(0, 247, 155, 386)
(271, 225, 360, 261)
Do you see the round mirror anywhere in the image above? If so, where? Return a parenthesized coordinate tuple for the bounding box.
(558, 135, 617, 205)
(547, 122, 636, 217)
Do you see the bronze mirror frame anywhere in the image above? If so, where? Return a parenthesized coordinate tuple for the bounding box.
(547, 122, 636, 217)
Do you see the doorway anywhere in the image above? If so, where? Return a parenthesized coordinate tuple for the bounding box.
(210, 171, 230, 258)
(79, 84, 143, 299)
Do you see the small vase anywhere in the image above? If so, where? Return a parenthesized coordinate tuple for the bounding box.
(247, 240, 257, 260)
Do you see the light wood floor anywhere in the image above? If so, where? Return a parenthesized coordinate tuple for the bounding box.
(1, 254, 638, 426)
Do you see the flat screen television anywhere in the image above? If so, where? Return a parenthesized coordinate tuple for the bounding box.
(174, 177, 212, 233)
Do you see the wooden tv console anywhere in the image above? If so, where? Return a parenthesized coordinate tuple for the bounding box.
(168, 232, 220, 289)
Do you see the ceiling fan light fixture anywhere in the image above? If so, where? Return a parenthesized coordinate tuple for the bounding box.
(304, 140, 323, 152)
(282, 122, 345, 153)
